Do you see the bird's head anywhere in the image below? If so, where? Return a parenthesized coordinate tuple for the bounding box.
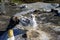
(13, 16, 19, 21)
(30, 14, 37, 18)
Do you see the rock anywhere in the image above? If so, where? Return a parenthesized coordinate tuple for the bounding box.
(26, 29, 56, 40)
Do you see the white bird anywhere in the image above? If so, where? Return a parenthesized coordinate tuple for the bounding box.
(30, 14, 37, 29)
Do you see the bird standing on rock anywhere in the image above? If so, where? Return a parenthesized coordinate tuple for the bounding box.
(6, 16, 20, 40)
(30, 14, 38, 29)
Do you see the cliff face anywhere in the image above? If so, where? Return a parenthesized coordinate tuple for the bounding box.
(0, 0, 60, 3)
(21, 0, 43, 3)
(20, 0, 60, 3)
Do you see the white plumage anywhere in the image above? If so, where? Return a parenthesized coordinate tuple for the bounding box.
(30, 14, 37, 29)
